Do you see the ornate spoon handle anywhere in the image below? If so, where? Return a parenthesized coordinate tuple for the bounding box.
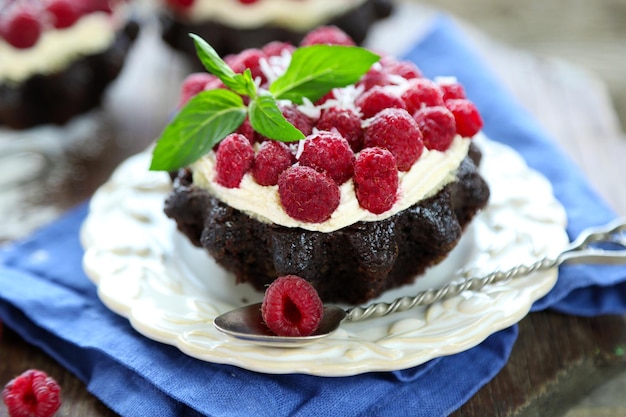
(345, 218, 626, 322)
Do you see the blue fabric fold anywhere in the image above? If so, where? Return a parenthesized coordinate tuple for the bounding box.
(1, 15, 625, 417)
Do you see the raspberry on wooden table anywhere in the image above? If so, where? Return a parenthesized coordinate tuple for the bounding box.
(354, 147, 399, 214)
(2, 369, 61, 417)
(363, 108, 424, 171)
(278, 165, 340, 223)
(215, 133, 255, 188)
(261, 275, 324, 337)
(298, 131, 355, 185)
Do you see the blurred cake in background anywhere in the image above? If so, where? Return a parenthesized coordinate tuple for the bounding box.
(158, 0, 393, 57)
(0, 0, 140, 129)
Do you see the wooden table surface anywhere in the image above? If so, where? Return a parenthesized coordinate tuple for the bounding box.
(2, 3, 626, 416)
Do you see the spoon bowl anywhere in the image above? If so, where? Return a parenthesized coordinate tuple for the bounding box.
(213, 303, 347, 347)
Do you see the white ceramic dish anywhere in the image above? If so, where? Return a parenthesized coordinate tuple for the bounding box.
(81, 135, 569, 376)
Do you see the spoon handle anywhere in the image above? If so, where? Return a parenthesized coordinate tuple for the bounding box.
(345, 218, 626, 322)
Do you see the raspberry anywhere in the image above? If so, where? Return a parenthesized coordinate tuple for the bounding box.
(46, 0, 81, 29)
(215, 133, 255, 188)
(280, 103, 314, 136)
(278, 165, 340, 223)
(384, 59, 422, 80)
(413, 106, 457, 151)
(262, 41, 295, 57)
(235, 116, 258, 145)
(401, 78, 445, 114)
(300, 26, 355, 46)
(354, 147, 399, 214)
(178, 72, 218, 107)
(252, 140, 294, 186)
(1, 8, 42, 49)
(2, 369, 61, 417)
(238, 0, 260, 4)
(261, 275, 324, 337)
(316, 107, 363, 152)
(166, 0, 195, 9)
(356, 86, 405, 119)
(438, 79, 466, 101)
(314, 90, 336, 106)
(357, 67, 392, 91)
(363, 108, 424, 171)
(445, 99, 483, 137)
(225, 48, 267, 83)
(298, 131, 355, 185)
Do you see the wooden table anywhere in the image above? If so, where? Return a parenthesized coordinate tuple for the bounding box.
(2, 7, 626, 417)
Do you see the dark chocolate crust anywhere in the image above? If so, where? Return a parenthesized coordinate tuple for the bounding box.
(160, 0, 393, 57)
(0, 20, 140, 130)
(164, 143, 490, 305)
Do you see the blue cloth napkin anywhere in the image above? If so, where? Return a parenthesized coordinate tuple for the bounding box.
(1, 15, 625, 417)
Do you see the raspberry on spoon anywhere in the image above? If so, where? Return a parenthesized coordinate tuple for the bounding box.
(261, 275, 324, 337)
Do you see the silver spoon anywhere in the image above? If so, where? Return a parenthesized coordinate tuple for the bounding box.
(214, 218, 626, 347)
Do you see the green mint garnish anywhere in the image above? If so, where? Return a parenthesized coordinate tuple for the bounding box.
(150, 34, 380, 172)
(270, 45, 380, 104)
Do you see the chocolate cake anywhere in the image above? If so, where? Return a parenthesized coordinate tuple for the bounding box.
(159, 0, 392, 57)
(0, 1, 139, 129)
(151, 27, 490, 305)
(165, 147, 488, 304)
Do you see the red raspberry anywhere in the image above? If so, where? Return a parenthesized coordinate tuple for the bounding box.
(46, 0, 81, 29)
(298, 131, 355, 185)
(363, 108, 424, 171)
(215, 133, 255, 188)
(278, 165, 340, 223)
(235, 116, 258, 145)
(2, 369, 61, 417)
(262, 41, 295, 57)
(384, 59, 422, 80)
(178, 72, 218, 107)
(166, 0, 195, 9)
(238, 0, 260, 4)
(438, 79, 466, 101)
(445, 99, 483, 137)
(280, 104, 314, 136)
(78, 0, 115, 13)
(252, 140, 294, 186)
(261, 275, 324, 337)
(357, 67, 392, 91)
(314, 90, 336, 106)
(401, 78, 445, 114)
(354, 147, 399, 214)
(356, 86, 405, 119)
(1, 8, 42, 49)
(300, 25, 355, 46)
(225, 48, 267, 83)
(413, 106, 457, 151)
(316, 107, 363, 152)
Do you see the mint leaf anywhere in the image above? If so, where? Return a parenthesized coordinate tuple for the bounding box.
(249, 94, 306, 142)
(270, 45, 380, 103)
(150, 89, 246, 171)
(190, 34, 256, 97)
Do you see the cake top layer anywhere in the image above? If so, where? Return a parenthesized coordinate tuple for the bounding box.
(0, 0, 129, 83)
(150, 26, 484, 231)
(162, 0, 368, 30)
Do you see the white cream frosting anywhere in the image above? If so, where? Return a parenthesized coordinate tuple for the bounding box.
(0, 9, 126, 84)
(174, 0, 367, 30)
(191, 136, 471, 232)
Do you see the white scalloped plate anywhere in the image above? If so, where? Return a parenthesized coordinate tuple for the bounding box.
(80, 135, 569, 376)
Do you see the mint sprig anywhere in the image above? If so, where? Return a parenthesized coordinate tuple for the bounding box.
(150, 34, 380, 172)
